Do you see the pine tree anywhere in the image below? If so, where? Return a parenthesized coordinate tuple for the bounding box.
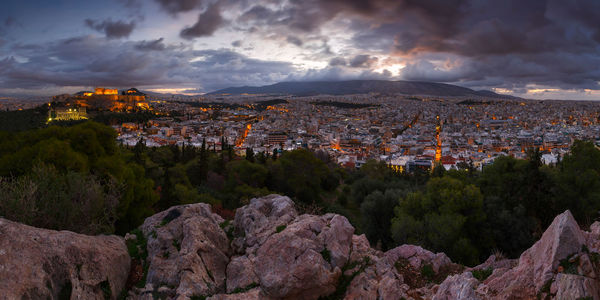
(246, 148, 255, 163)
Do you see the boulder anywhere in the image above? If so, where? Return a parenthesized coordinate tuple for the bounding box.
(0, 218, 130, 299)
(226, 256, 258, 293)
(555, 273, 600, 300)
(433, 272, 482, 300)
(483, 210, 585, 298)
(139, 203, 230, 299)
(231, 194, 297, 254)
(254, 213, 354, 299)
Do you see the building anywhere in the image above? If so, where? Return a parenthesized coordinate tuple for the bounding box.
(267, 132, 287, 145)
(48, 106, 87, 122)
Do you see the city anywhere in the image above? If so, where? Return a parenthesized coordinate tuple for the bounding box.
(2, 0, 600, 299)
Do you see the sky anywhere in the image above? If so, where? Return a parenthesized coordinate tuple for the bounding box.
(0, 0, 599, 100)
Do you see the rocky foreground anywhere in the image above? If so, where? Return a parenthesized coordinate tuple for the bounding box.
(1, 194, 600, 299)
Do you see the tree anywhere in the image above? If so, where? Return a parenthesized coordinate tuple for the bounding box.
(553, 140, 600, 225)
(391, 176, 486, 265)
(246, 148, 255, 163)
(268, 149, 332, 203)
(361, 189, 402, 250)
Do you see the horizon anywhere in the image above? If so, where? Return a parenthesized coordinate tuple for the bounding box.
(1, 0, 599, 100)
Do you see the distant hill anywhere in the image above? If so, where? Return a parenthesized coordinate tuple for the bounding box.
(208, 80, 519, 99)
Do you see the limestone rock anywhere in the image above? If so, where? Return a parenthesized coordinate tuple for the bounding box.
(254, 213, 354, 299)
(555, 273, 600, 300)
(433, 272, 482, 300)
(232, 194, 297, 254)
(226, 256, 258, 293)
(0, 218, 130, 299)
(483, 210, 585, 298)
(139, 203, 230, 299)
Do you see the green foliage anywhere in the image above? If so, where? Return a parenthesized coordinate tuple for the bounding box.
(268, 149, 337, 203)
(472, 267, 493, 281)
(0, 164, 121, 234)
(420, 264, 435, 282)
(360, 190, 402, 250)
(172, 239, 181, 251)
(320, 257, 370, 300)
(391, 177, 485, 265)
(58, 281, 73, 300)
(232, 282, 258, 293)
(320, 248, 332, 264)
(0, 105, 48, 132)
(276, 225, 286, 233)
(100, 280, 111, 300)
(559, 254, 579, 275)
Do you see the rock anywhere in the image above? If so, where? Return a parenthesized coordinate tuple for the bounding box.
(345, 244, 458, 300)
(349, 234, 380, 263)
(482, 210, 585, 298)
(0, 218, 130, 299)
(383, 244, 453, 274)
(433, 272, 482, 300)
(255, 214, 353, 299)
(139, 203, 230, 299)
(468, 255, 517, 274)
(226, 256, 258, 293)
(207, 288, 263, 300)
(555, 273, 600, 299)
(232, 194, 298, 254)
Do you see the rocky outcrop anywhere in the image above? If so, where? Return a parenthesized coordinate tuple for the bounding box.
(4, 194, 600, 300)
(229, 195, 355, 299)
(133, 203, 231, 299)
(0, 218, 130, 299)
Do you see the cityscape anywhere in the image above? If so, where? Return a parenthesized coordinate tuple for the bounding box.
(2, 0, 600, 299)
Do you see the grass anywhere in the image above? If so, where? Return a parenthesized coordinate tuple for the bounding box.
(232, 282, 259, 293)
(472, 267, 493, 281)
(220, 220, 234, 241)
(320, 248, 332, 264)
(161, 208, 182, 225)
(172, 239, 181, 251)
(537, 279, 553, 300)
(420, 264, 435, 282)
(319, 257, 371, 300)
(58, 281, 72, 300)
(125, 228, 150, 289)
(100, 280, 111, 300)
(559, 253, 579, 275)
(276, 225, 286, 233)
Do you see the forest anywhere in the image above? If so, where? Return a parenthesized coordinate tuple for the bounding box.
(1, 121, 600, 266)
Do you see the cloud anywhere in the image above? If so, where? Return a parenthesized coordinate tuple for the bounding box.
(0, 35, 299, 94)
(329, 57, 346, 67)
(84, 19, 136, 39)
(286, 36, 303, 47)
(154, 0, 204, 14)
(135, 38, 167, 51)
(349, 55, 378, 68)
(231, 40, 242, 47)
(180, 3, 224, 39)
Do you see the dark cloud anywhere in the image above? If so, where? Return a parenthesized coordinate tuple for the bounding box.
(154, 0, 204, 14)
(85, 19, 136, 39)
(180, 3, 223, 39)
(231, 40, 242, 47)
(135, 38, 167, 51)
(349, 55, 377, 68)
(286, 36, 303, 47)
(0, 35, 297, 93)
(329, 57, 346, 67)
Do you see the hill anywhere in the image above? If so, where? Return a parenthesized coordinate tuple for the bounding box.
(209, 80, 519, 99)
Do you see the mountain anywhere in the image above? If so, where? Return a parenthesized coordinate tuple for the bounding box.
(209, 80, 519, 99)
